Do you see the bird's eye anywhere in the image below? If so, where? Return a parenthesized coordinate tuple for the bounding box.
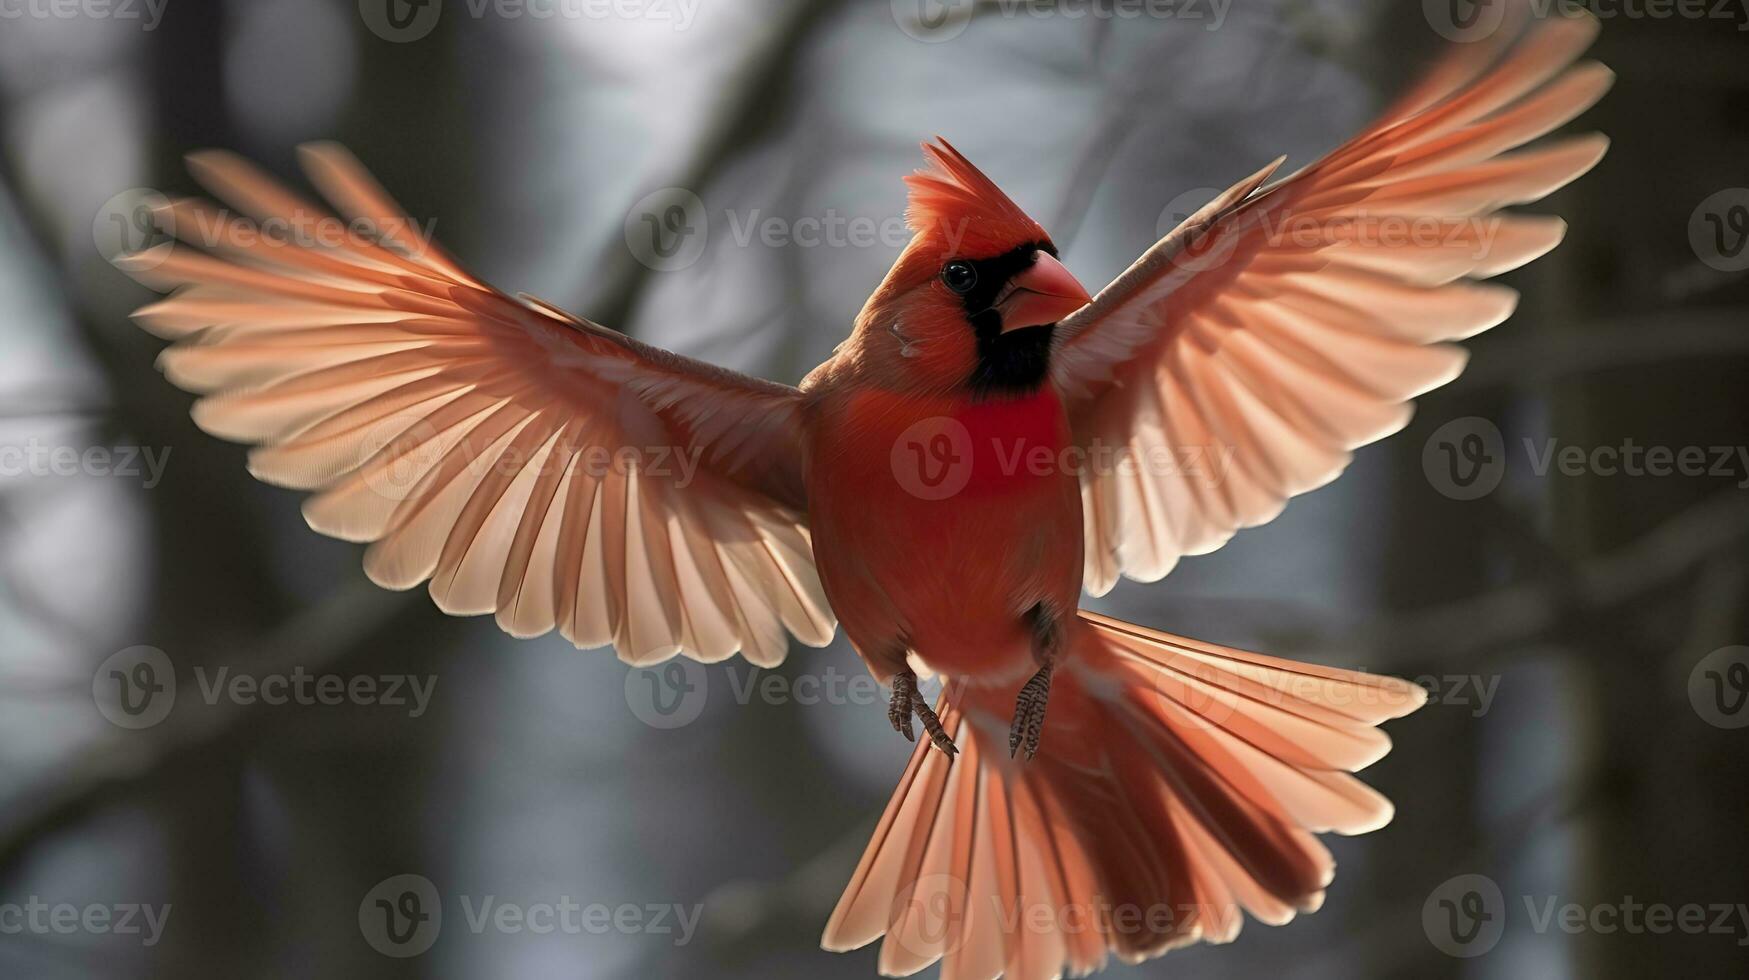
(941, 261, 977, 294)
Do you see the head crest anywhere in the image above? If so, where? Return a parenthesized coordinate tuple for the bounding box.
(904, 138, 1047, 257)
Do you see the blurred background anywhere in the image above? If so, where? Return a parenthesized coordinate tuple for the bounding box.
(0, 0, 1746, 976)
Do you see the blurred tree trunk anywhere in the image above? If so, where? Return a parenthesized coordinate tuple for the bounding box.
(138, 9, 273, 977)
(1563, 18, 1749, 978)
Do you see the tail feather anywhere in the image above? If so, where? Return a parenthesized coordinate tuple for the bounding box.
(822, 612, 1426, 980)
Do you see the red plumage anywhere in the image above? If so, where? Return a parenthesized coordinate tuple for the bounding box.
(117, 10, 1609, 978)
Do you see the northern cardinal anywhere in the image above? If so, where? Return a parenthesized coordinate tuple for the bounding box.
(118, 10, 1607, 979)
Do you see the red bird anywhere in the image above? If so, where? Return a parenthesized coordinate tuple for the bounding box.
(120, 11, 1607, 979)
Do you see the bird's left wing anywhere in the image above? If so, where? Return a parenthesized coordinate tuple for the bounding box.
(1053, 12, 1610, 595)
(120, 144, 834, 666)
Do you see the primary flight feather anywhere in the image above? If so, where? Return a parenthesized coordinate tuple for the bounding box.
(119, 11, 1608, 979)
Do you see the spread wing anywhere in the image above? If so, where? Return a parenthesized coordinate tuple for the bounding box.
(1053, 12, 1610, 595)
(119, 144, 834, 666)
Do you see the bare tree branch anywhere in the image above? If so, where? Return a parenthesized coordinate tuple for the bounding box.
(584, 0, 848, 331)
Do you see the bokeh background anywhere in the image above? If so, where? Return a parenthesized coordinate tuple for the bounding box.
(1, 0, 1746, 977)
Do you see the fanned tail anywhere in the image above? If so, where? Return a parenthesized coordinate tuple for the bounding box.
(823, 611, 1425, 980)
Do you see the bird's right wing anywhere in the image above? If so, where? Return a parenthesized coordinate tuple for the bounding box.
(120, 144, 834, 666)
(1051, 11, 1610, 595)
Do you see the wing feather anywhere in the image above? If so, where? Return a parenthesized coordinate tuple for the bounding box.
(121, 145, 835, 664)
(1054, 12, 1609, 594)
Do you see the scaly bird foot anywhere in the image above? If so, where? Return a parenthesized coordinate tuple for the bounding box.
(1009, 661, 1054, 760)
(890, 670, 957, 758)
(888, 672, 916, 742)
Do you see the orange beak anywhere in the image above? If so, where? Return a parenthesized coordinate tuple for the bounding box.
(995, 252, 1091, 333)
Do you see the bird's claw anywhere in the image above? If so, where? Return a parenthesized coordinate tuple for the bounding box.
(888, 677, 916, 742)
(891, 670, 957, 758)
